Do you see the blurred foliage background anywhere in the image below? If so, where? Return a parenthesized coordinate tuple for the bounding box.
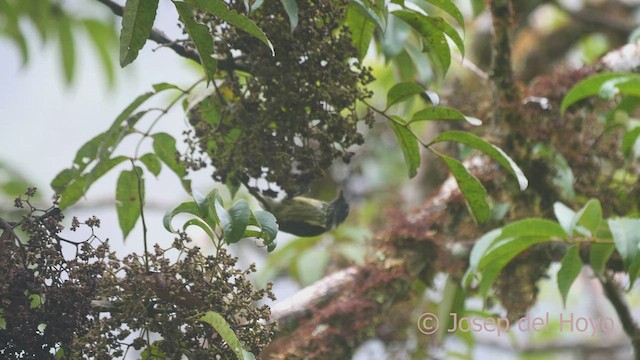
(2, 0, 640, 359)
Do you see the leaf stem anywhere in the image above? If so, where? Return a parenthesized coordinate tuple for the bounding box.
(131, 160, 149, 272)
(133, 78, 205, 160)
(363, 100, 431, 148)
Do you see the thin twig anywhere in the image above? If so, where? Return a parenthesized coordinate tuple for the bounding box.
(131, 160, 150, 272)
(453, 52, 489, 81)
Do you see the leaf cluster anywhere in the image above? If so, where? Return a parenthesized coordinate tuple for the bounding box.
(466, 198, 640, 312)
(0, 0, 118, 85)
(164, 188, 278, 252)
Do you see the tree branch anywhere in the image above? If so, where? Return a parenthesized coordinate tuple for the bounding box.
(94, 0, 247, 72)
(271, 266, 360, 334)
(601, 274, 640, 360)
(489, 0, 520, 126)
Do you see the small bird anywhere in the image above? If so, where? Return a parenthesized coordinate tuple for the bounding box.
(258, 191, 350, 237)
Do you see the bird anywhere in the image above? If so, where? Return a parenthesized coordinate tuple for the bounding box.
(257, 191, 350, 237)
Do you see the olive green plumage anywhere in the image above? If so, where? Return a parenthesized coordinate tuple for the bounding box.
(259, 192, 350, 237)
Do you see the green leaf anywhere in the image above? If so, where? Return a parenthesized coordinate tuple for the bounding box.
(267, 240, 278, 252)
(119, 0, 159, 66)
(0, 160, 32, 197)
(437, 153, 490, 223)
(597, 76, 632, 99)
(470, 0, 484, 16)
(602, 77, 640, 98)
(622, 127, 640, 158)
(424, 0, 465, 29)
(185, 0, 274, 55)
(199, 311, 255, 360)
(74, 133, 108, 167)
(52, 92, 155, 195)
(296, 247, 329, 285)
(590, 243, 614, 277)
(163, 200, 201, 233)
(468, 219, 567, 275)
(347, 5, 376, 61)
(466, 229, 501, 278)
(555, 201, 604, 238)
(152, 82, 183, 92)
(59, 156, 129, 209)
(140, 346, 167, 359)
(108, 92, 155, 137)
(553, 202, 575, 236)
(25, 0, 52, 41)
(350, 0, 385, 31)
(83, 19, 117, 87)
(393, 49, 418, 82)
(51, 168, 79, 194)
(561, 73, 640, 115)
(200, 188, 224, 226)
(29, 294, 42, 308)
(382, 14, 411, 58)
(220, 200, 251, 243)
(388, 117, 420, 178)
(226, 178, 241, 199)
(411, 106, 481, 125)
(258, 236, 318, 284)
(251, 210, 279, 245)
(477, 236, 551, 298)
(182, 218, 217, 242)
(374, 0, 388, 21)
(279, 0, 298, 32)
(58, 15, 75, 84)
(429, 131, 528, 191)
(499, 218, 568, 241)
(174, 1, 218, 82)
(98, 111, 147, 160)
(436, 275, 465, 341)
(404, 42, 433, 82)
(571, 199, 602, 238)
(423, 16, 464, 56)
(152, 133, 191, 193)
(608, 218, 640, 285)
(139, 153, 162, 177)
(249, 0, 265, 13)
(386, 82, 425, 110)
(0, 310, 5, 329)
(116, 167, 145, 240)
(630, 26, 640, 43)
(393, 10, 451, 77)
(70, 133, 108, 172)
(0, 0, 29, 64)
(557, 245, 583, 307)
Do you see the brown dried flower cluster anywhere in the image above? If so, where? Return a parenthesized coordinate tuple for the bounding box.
(185, 0, 375, 197)
(0, 190, 275, 358)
